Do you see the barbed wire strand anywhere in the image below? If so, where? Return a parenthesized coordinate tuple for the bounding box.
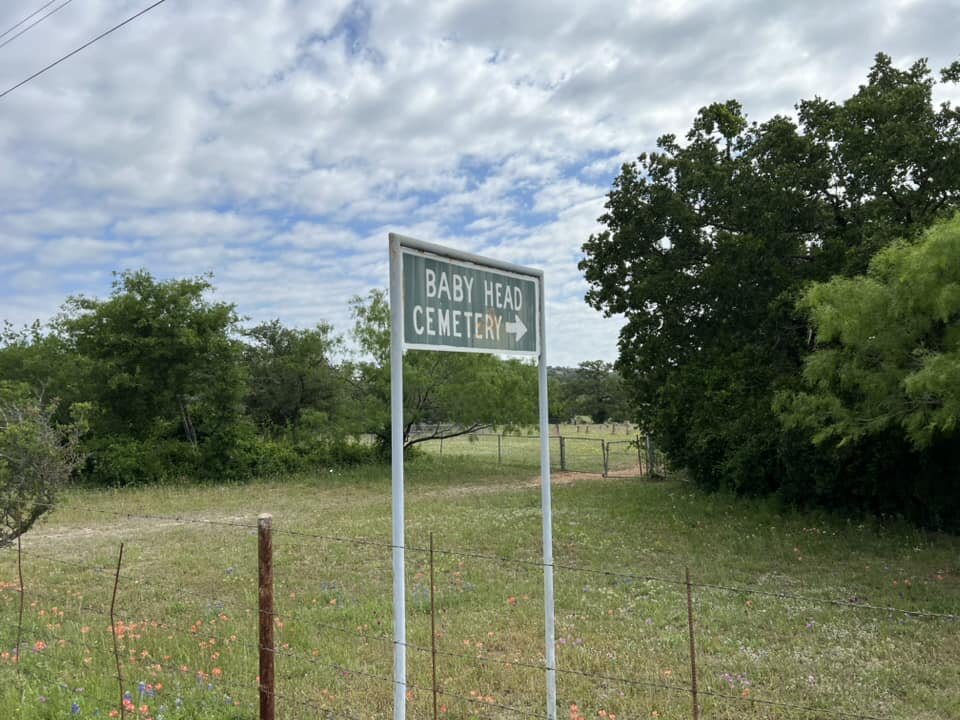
(3, 599, 900, 720)
(9, 507, 956, 621)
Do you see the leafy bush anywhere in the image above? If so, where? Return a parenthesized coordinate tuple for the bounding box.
(0, 384, 83, 545)
(84, 436, 198, 486)
(82, 426, 380, 486)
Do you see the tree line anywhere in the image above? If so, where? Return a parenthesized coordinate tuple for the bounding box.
(1, 277, 562, 486)
(580, 53, 960, 529)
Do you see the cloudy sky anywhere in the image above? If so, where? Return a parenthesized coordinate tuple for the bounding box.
(1, 0, 957, 366)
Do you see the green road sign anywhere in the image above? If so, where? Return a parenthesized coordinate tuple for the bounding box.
(389, 233, 554, 720)
(401, 247, 539, 356)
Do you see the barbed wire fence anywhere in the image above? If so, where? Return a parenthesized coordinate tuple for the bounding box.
(3, 502, 956, 719)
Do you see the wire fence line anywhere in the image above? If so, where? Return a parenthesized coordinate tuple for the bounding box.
(415, 427, 669, 478)
(17, 502, 959, 622)
(3, 507, 956, 719)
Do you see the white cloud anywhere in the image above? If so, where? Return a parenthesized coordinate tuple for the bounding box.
(36, 237, 126, 267)
(0, 0, 955, 365)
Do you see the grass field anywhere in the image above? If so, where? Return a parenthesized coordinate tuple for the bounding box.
(418, 424, 663, 476)
(1, 454, 958, 719)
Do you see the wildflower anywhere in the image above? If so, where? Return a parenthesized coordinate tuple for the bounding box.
(33, 640, 47, 652)
(71, 703, 81, 715)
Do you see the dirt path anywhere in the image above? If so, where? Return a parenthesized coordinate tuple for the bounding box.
(16, 471, 644, 546)
(20, 513, 256, 548)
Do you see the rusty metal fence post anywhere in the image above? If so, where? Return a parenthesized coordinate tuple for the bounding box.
(259, 514, 275, 720)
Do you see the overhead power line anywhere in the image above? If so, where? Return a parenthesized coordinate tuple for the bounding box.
(0, 0, 168, 101)
(0, 0, 60, 40)
(0, 0, 76, 52)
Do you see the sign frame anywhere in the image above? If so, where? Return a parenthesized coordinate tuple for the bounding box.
(400, 245, 541, 356)
(388, 233, 557, 720)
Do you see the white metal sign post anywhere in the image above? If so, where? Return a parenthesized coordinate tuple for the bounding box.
(388, 233, 557, 720)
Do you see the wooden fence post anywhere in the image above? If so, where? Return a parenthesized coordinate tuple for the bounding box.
(498, 434, 502, 464)
(259, 514, 276, 720)
(601, 440, 609, 477)
(645, 435, 655, 478)
(636, 434, 643, 475)
(559, 436, 566, 471)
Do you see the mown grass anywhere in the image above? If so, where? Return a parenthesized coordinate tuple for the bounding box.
(421, 423, 658, 476)
(1, 454, 958, 719)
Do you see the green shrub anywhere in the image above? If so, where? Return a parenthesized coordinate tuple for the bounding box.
(84, 436, 198, 486)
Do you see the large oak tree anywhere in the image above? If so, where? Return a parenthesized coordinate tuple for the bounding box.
(580, 54, 960, 516)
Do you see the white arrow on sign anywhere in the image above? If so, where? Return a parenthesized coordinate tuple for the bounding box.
(505, 316, 527, 342)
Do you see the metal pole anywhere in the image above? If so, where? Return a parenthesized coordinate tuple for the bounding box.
(389, 235, 408, 720)
(258, 514, 275, 720)
(538, 279, 557, 719)
(686, 567, 700, 720)
(15, 525, 23, 677)
(110, 543, 126, 720)
(429, 533, 439, 720)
